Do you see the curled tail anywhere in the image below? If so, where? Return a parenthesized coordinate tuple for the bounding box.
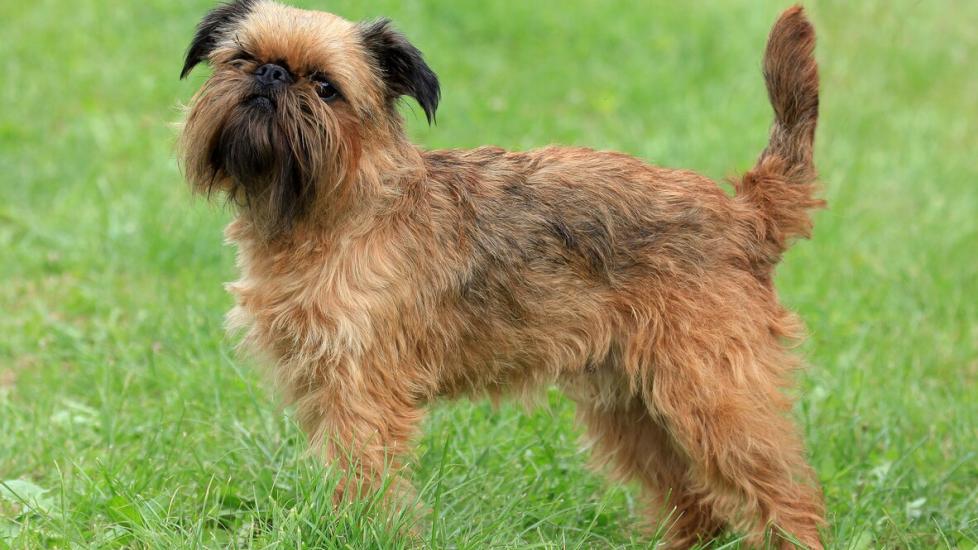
(736, 6, 824, 261)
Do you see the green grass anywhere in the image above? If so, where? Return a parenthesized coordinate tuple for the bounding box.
(2, 0, 976, 547)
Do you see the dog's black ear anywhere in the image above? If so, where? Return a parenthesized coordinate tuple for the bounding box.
(359, 19, 441, 124)
(181, 0, 257, 79)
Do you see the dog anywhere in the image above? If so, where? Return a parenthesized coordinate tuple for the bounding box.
(179, 1, 826, 547)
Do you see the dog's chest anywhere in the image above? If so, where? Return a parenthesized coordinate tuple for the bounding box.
(223, 222, 413, 368)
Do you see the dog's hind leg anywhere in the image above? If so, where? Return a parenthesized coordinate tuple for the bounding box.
(573, 393, 725, 548)
(643, 314, 825, 549)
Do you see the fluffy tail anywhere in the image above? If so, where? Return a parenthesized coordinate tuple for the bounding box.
(735, 6, 824, 261)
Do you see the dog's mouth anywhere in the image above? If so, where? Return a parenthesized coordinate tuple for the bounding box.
(244, 94, 275, 111)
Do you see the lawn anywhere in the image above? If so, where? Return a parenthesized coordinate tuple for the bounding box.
(1, 0, 976, 548)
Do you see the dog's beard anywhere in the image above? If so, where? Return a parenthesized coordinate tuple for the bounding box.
(211, 101, 313, 234)
(182, 74, 351, 237)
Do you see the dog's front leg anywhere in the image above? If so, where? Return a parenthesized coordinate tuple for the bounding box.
(293, 360, 427, 505)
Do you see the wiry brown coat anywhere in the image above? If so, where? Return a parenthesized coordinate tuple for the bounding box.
(180, 2, 826, 547)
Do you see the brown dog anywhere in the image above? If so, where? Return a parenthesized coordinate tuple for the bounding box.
(179, 1, 826, 547)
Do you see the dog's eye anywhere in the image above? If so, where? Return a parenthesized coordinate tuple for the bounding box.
(228, 51, 256, 69)
(312, 74, 340, 102)
(318, 82, 339, 101)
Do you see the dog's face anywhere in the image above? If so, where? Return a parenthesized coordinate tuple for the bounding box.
(179, 0, 439, 234)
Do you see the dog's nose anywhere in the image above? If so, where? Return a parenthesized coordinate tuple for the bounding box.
(254, 63, 292, 87)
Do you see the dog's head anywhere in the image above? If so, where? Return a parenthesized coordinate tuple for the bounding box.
(179, 0, 439, 235)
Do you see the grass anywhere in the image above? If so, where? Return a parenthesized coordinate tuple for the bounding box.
(1, 0, 976, 547)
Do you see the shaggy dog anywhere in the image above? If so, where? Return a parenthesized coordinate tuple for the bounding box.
(180, 2, 826, 547)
